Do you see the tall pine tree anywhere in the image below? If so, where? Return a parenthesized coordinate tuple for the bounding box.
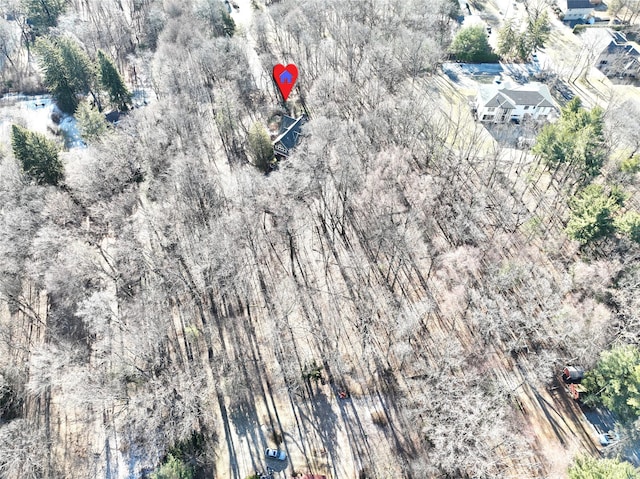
(35, 38, 75, 113)
(565, 184, 620, 244)
(35, 36, 96, 114)
(24, 0, 68, 37)
(496, 19, 518, 59)
(533, 97, 607, 182)
(11, 125, 63, 186)
(97, 50, 131, 111)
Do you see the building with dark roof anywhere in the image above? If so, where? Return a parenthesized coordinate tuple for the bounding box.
(587, 28, 640, 79)
(474, 81, 556, 124)
(273, 115, 306, 158)
(558, 0, 596, 20)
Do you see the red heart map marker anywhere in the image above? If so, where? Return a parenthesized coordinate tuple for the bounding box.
(273, 64, 298, 101)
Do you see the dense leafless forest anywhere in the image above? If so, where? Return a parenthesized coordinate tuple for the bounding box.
(1, 0, 640, 478)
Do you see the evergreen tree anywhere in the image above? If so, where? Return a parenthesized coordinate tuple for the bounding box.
(615, 211, 640, 243)
(569, 455, 640, 479)
(76, 102, 108, 143)
(620, 155, 640, 174)
(583, 345, 640, 422)
(24, 0, 67, 37)
(247, 122, 274, 172)
(35, 36, 95, 114)
(150, 454, 194, 479)
(97, 50, 131, 111)
(58, 37, 93, 95)
(450, 25, 498, 63)
(10, 125, 63, 186)
(35, 38, 75, 113)
(565, 184, 620, 244)
(515, 34, 530, 62)
(533, 97, 607, 182)
(527, 11, 551, 53)
(496, 19, 518, 58)
(496, 11, 550, 61)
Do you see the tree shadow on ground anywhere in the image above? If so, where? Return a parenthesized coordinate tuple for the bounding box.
(230, 393, 260, 437)
(371, 362, 418, 461)
(531, 387, 571, 446)
(229, 391, 265, 474)
(444, 69, 460, 83)
(308, 390, 340, 463)
(483, 122, 539, 148)
(264, 456, 289, 473)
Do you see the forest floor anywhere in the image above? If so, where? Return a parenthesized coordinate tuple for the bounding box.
(214, 378, 408, 479)
(198, 5, 609, 478)
(500, 362, 601, 478)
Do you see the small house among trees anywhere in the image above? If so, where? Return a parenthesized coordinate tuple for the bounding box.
(563, 366, 585, 384)
(273, 115, 306, 159)
(563, 366, 586, 400)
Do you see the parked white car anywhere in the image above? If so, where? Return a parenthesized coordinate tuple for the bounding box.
(265, 448, 286, 460)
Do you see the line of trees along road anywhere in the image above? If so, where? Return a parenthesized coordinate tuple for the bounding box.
(0, 0, 639, 478)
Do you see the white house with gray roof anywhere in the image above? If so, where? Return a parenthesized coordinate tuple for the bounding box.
(558, 0, 595, 21)
(474, 81, 557, 124)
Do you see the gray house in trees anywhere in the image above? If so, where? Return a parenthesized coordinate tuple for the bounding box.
(594, 29, 640, 78)
(273, 115, 306, 158)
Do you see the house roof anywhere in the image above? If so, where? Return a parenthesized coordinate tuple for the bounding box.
(564, 366, 585, 379)
(278, 115, 298, 133)
(477, 86, 515, 109)
(605, 41, 640, 57)
(611, 31, 627, 44)
(502, 88, 554, 107)
(486, 92, 516, 109)
(563, 0, 594, 9)
(602, 30, 640, 56)
(105, 110, 123, 123)
(586, 28, 640, 67)
(478, 82, 555, 110)
(273, 115, 306, 155)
